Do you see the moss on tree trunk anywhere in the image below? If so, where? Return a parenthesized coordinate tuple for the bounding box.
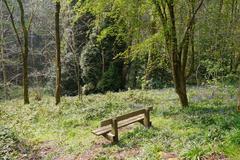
(55, 1, 61, 105)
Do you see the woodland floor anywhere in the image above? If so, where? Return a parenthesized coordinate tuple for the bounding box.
(0, 85, 240, 160)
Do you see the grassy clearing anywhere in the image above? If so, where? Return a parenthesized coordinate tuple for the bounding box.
(0, 85, 240, 159)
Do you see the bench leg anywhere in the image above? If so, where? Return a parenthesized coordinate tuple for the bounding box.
(144, 108, 151, 128)
(112, 118, 119, 143)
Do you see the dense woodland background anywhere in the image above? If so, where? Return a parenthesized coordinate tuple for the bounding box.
(0, 0, 240, 159)
(0, 0, 239, 102)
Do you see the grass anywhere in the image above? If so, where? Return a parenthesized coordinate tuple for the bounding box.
(0, 85, 240, 159)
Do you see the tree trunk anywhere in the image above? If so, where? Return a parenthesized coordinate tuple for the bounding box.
(1, 2, 8, 100)
(1, 37, 8, 101)
(186, 2, 195, 78)
(55, 1, 61, 105)
(17, 0, 29, 104)
(238, 84, 240, 111)
(152, 0, 203, 108)
(22, 45, 29, 104)
(3, 0, 30, 104)
(172, 60, 189, 107)
(168, 0, 189, 107)
(187, 27, 195, 78)
(175, 73, 189, 107)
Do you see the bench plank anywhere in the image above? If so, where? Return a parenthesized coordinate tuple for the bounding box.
(92, 114, 145, 136)
(118, 114, 144, 128)
(101, 107, 153, 127)
(93, 107, 153, 143)
(92, 125, 112, 136)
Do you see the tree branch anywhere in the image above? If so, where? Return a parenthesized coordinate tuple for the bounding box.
(27, 1, 38, 31)
(152, 0, 167, 26)
(3, 0, 23, 50)
(179, 0, 204, 54)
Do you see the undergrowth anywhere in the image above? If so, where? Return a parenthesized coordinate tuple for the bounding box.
(0, 85, 239, 159)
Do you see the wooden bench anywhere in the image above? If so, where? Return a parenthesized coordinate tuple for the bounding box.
(92, 107, 153, 143)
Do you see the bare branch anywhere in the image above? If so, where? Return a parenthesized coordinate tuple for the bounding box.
(152, 0, 167, 25)
(179, 0, 204, 53)
(27, 1, 38, 31)
(3, 0, 23, 50)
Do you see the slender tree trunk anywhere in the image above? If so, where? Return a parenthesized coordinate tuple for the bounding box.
(22, 30, 29, 104)
(17, 0, 29, 104)
(168, 1, 189, 107)
(74, 48, 81, 100)
(187, 2, 195, 78)
(22, 48, 29, 104)
(1, 37, 8, 100)
(187, 27, 195, 78)
(1, 1, 8, 100)
(173, 63, 189, 107)
(238, 84, 240, 111)
(55, 1, 61, 105)
(152, 0, 203, 107)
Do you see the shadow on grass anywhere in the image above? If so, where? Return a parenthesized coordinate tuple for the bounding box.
(155, 99, 240, 145)
(101, 126, 163, 148)
(99, 98, 240, 159)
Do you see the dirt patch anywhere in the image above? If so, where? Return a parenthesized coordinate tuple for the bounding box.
(77, 131, 141, 160)
(113, 148, 141, 160)
(77, 139, 109, 160)
(32, 140, 67, 160)
(36, 124, 144, 160)
(161, 152, 178, 160)
(34, 140, 78, 160)
(201, 152, 229, 160)
(54, 155, 77, 160)
(37, 140, 59, 158)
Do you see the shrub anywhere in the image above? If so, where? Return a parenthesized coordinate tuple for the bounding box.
(97, 62, 124, 92)
(0, 126, 22, 159)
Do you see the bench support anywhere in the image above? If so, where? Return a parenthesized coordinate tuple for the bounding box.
(93, 107, 153, 144)
(112, 118, 119, 143)
(144, 108, 151, 128)
(102, 133, 114, 142)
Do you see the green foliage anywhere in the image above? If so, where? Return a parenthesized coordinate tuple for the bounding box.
(0, 126, 32, 160)
(228, 130, 240, 146)
(0, 126, 19, 159)
(97, 62, 124, 92)
(72, 0, 240, 91)
(82, 83, 95, 95)
(0, 86, 22, 101)
(61, 52, 79, 96)
(60, 12, 94, 96)
(80, 29, 102, 87)
(182, 146, 209, 160)
(1, 86, 239, 159)
(78, 15, 128, 94)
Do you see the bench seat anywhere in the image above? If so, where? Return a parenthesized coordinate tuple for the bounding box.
(92, 107, 152, 143)
(92, 114, 145, 136)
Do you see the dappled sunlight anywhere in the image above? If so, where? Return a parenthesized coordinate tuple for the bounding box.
(2, 86, 238, 159)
